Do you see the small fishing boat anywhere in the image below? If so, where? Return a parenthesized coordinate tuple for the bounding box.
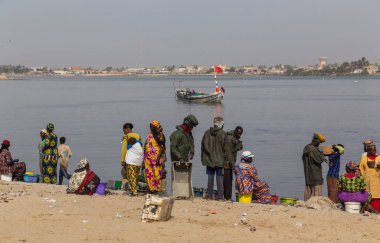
(175, 88, 224, 103)
(175, 66, 225, 104)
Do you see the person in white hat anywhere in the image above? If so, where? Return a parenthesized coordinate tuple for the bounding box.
(234, 151, 272, 204)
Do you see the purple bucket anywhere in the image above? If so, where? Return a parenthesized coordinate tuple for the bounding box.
(96, 182, 107, 195)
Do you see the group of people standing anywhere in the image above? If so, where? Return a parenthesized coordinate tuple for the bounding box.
(120, 114, 272, 204)
(302, 133, 380, 212)
(1, 116, 273, 204)
(120, 121, 167, 196)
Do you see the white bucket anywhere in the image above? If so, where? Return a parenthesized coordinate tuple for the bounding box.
(345, 202, 361, 214)
(1, 174, 12, 182)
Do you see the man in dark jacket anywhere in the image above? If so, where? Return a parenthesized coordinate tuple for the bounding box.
(170, 114, 198, 162)
(224, 126, 243, 200)
(302, 132, 327, 201)
(201, 116, 228, 200)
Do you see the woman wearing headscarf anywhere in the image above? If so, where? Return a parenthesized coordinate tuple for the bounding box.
(125, 137, 144, 196)
(361, 139, 374, 159)
(144, 120, 166, 193)
(234, 151, 271, 204)
(359, 144, 380, 212)
(67, 158, 100, 195)
(338, 161, 369, 203)
(42, 123, 59, 184)
(0, 139, 26, 181)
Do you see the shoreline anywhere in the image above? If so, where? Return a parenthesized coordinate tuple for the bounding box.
(1, 181, 379, 242)
(4, 73, 380, 79)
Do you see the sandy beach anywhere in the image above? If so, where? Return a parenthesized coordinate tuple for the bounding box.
(0, 182, 379, 242)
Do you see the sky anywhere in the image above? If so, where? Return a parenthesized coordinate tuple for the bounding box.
(0, 0, 379, 68)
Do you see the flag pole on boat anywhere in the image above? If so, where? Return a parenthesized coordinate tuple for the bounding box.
(213, 66, 223, 93)
(214, 74, 219, 93)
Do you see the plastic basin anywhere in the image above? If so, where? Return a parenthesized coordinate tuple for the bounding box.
(23, 174, 39, 183)
(280, 197, 298, 206)
(96, 182, 107, 195)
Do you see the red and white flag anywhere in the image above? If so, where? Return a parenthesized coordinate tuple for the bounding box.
(214, 66, 223, 74)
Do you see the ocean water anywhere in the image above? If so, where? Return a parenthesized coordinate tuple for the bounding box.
(1, 75, 380, 198)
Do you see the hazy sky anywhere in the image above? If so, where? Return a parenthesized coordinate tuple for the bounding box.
(0, 0, 379, 68)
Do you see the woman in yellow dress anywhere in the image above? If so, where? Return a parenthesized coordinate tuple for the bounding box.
(359, 144, 380, 212)
(143, 120, 166, 193)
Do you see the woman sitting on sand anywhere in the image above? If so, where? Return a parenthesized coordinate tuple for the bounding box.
(67, 158, 100, 195)
(338, 161, 369, 204)
(235, 151, 271, 204)
(0, 139, 26, 181)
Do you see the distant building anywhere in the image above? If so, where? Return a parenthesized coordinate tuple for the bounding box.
(319, 57, 328, 69)
(70, 66, 85, 74)
(366, 65, 379, 75)
(53, 70, 69, 75)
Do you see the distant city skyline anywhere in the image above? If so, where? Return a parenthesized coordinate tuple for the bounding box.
(0, 0, 379, 68)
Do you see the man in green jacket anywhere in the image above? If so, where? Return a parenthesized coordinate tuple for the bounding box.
(170, 114, 199, 162)
(201, 116, 228, 200)
(224, 126, 243, 200)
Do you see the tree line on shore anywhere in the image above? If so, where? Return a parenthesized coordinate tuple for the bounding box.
(1, 57, 378, 76)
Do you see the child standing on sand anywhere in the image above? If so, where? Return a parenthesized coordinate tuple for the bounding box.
(58, 137, 72, 185)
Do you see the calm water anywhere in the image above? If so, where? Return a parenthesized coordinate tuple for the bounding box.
(1, 75, 380, 198)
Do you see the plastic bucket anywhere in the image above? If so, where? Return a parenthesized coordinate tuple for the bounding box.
(114, 180, 122, 190)
(96, 182, 107, 195)
(345, 202, 361, 214)
(239, 193, 253, 204)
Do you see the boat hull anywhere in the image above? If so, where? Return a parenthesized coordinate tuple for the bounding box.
(175, 89, 223, 103)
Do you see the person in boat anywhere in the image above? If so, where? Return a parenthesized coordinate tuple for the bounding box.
(302, 132, 327, 201)
(169, 114, 198, 162)
(326, 144, 344, 203)
(201, 116, 228, 200)
(224, 126, 243, 201)
(338, 161, 369, 204)
(235, 151, 271, 204)
(42, 123, 59, 184)
(125, 137, 144, 196)
(0, 139, 26, 181)
(359, 144, 380, 212)
(67, 158, 100, 195)
(120, 123, 142, 181)
(144, 120, 166, 194)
